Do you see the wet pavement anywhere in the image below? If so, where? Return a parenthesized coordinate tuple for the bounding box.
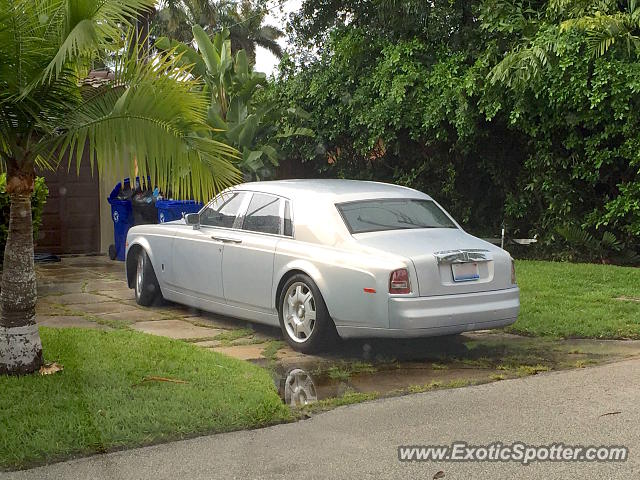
(36, 255, 640, 409)
(268, 333, 640, 408)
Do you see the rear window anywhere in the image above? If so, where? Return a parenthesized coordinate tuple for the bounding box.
(336, 198, 457, 234)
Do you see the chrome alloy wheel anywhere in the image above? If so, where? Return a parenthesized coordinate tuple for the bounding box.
(283, 282, 316, 343)
(136, 254, 144, 297)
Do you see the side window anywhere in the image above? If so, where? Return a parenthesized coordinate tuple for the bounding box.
(200, 192, 247, 228)
(283, 200, 293, 237)
(242, 193, 282, 235)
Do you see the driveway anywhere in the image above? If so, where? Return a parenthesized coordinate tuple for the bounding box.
(4, 356, 639, 479)
(36, 255, 297, 362)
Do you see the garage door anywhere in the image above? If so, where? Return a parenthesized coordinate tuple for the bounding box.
(36, 156, 101, 255)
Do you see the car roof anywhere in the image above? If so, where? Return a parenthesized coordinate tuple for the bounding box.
(230, 179, 430, 203)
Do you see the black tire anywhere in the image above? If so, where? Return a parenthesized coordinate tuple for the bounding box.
(134, 250, 161, 306)
(278, 274, 338, 353)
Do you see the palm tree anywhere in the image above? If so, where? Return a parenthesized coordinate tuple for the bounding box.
(224, 0, 284, 64)
(155, 0, 232, 43)
(0, 0, 239, 375)
(154, 0, 284, 64)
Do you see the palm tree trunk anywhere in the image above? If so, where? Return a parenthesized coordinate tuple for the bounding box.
(0, 171, 42, 375)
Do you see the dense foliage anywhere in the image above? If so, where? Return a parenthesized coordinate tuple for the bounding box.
(268, 0, 640, 261)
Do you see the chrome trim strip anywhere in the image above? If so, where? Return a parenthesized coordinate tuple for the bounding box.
(433, 249, 490, 264)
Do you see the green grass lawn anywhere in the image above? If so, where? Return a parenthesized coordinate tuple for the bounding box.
(509, 260, 640, 339)
(0, 328, 291, 471)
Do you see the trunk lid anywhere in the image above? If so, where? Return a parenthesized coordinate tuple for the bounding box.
(354, 228, 511, 296)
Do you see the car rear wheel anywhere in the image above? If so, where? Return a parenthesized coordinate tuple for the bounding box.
(135, 250, 161, 306)
(278, 274, 337, 353)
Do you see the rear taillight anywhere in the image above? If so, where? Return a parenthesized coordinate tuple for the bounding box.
(511, 259, 517, 285)
(389, 268, 411, 294)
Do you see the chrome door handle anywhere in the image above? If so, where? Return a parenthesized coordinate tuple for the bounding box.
(211, 236, 242, 244)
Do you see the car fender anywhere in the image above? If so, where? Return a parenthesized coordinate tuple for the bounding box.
(125, 233, 161, 290)
(273, 255, 389, 329)
(273, 258, 328, 304)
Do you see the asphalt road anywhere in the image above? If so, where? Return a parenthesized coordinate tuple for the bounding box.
(4, 358, 640, 480)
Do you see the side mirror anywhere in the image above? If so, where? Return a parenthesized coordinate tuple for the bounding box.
(184, 213, 200, 228)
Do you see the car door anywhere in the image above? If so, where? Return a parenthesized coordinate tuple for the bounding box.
(222, 192, 290, 313)
(169, 191, 249, 303)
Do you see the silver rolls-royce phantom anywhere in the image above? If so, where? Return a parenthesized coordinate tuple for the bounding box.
(125, 180, 519, 352)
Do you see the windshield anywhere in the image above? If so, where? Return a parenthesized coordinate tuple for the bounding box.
(336, 198, 457, 234)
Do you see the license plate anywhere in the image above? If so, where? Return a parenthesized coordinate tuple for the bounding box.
(451, 262, 479, 282)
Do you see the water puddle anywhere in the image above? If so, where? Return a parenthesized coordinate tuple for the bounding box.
(268, 332, 640, 408)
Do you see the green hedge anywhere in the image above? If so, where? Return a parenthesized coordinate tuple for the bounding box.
(0, 174, 49, 258)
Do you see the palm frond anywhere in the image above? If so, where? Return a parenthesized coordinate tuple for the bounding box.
(43, 0, 155, 82)
(254, 37, 283, 59)
(256, 25, 284, 42)
(557, 224, 597, 249)
(489, 40, 557, 87)
(560, 4, 640, 57)
(38, 36, 240, 201)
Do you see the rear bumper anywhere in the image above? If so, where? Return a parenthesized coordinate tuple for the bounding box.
(336, 287, 519, 339)
(389, 286, 519, 331)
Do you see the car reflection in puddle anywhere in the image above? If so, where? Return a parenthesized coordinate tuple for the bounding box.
(282, 368, 318, 407)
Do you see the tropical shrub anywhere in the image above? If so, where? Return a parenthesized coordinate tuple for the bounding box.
(157, 27, 313, 180)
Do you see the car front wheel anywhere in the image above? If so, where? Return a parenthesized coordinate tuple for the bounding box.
(278, 274, 337, 353)
(134, 250, 161, 306)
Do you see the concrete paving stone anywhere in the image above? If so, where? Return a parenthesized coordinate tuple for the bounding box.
(184, 313, 248, 330)
(36, 266, 86, 274)
(83, 279, 128, 292)
(192, 339, 222, 348)
(37, 282, 85, 296)
(213, 344, 267, 361)
(52, 256, 102, 266)
(118, 298, 136, 304)
(131, 320, 221, 340)
(252, 331, 280, 342)
(40, 292, 114, 306)
(38, 272, 103, 282)
(275, 347, 307, 362)
(36, 315, 110, 330)
(228, 337, 263, 346)
(97, 309, 172, 323)
(36, 302, 66, 315)
(67, 301, 140, 315)
(109, 272, 128, 281)
(152, 304, 194, 317)
(98, 288, 135, 300)
(85, 264, 126, 272)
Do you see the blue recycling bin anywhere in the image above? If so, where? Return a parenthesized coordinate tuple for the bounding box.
(107, 178, 136, 261)
(156, 200, 204, 223)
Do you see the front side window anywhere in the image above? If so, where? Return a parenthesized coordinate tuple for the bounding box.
(200, 192, 247, 228)
(242, 193, 282, 235)
(336, 198, 457, 234)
